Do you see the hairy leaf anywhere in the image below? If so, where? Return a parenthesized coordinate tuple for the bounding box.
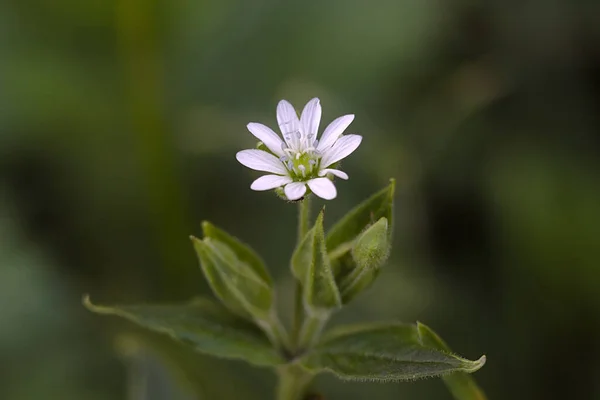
(84, 296, 284, 367)
(300, 322, 485, 381)
(191, 236, 273, 320)
(291, 210, 341, 315)
(201, 221, 272, 285)
(417, 322, 488, 400)
(326, 179, 395, 259)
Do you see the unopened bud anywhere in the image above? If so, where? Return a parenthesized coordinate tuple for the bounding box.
(337, 217, 390, 304)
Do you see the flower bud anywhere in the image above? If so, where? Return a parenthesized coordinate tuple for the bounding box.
(337, 217, 390, 304)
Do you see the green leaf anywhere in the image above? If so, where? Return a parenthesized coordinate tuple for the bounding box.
(201, 221, 272, 285)
(417, 322, 488, 400)
(326, 179, 395, 258)
(83, 295, 284, 367)
(191, 236, 273, 320)
(299, 322, 486, 381)
(291, 209, 341, 316)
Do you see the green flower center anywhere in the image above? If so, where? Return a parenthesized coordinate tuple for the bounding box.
(284, 151, 321, 181)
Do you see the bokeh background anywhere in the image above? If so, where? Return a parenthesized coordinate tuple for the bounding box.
(1, 0, 600, 399)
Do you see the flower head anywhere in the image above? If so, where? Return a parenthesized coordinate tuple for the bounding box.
(236, 98, 362, 200)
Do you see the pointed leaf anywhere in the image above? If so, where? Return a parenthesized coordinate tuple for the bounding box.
(417, 322, 488, 400)
(191, 236, 273, 320)
(83, 296, 284, 367)
(201, 222, 272, 285)
(300, 322, 486, 381)
(326, 179, 395, 256)
(291, 210, 341, 315)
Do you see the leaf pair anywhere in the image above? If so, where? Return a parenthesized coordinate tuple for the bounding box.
(84, 296, 485, 383)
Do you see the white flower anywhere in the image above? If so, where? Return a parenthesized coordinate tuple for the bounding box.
(236, 98, 362, 201)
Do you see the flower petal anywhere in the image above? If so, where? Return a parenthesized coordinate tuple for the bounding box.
(317, 114, 354, 151)
(276, 100, 300, 136)
(307, 178, 337, 200)
(318, 168, 349, 180)
(236, 149, 288, 174)
(247, 123, 285, 157)
(300, 98, 322, 137)
(250, 174, 292, 191)
(284, 182, 307, 201)
(320, 134, 363, 168)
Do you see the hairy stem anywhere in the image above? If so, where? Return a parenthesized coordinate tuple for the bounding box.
(276, 364, 314, 400)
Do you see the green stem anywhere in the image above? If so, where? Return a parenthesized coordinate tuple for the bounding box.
(292, 197, 311, 346)
(297, 314, 328, 351)
(258, 314, 291, 352)
(277, 197, 314, 400)
(276, 364, 314, 400)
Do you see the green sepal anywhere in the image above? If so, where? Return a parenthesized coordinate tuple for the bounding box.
(291, 209, 342, 316)
(417, 322, 488, 400)
(338, 217, 390, 303)
(299, 322, 486, 381)
(83, 295, 284, 367)
(191, 235, 273, 321)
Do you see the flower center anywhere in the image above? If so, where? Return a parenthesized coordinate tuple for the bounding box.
(281, 147, 321, 181)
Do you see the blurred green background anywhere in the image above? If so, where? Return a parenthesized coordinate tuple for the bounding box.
(1, 0, 600, 398)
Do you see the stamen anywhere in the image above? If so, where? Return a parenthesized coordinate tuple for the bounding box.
(298, 165, 306, 177)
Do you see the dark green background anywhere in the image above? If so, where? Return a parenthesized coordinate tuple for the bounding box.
(1, 0, 599, 399)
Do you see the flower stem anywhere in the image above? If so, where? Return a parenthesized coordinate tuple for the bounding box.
(297, 196, 311, 244)
(277, 197, 314, 400)
(292, 196, 311, 346)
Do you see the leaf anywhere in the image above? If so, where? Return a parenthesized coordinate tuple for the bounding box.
(299, 322, 486, 382)
(291, 209, 341, 315)
(83, 295, 284, 367)
(326, 179, 395, 258)
(201, 221, 272, 285)
(417, 322, 488, 400)
(191, 236, 273, 320)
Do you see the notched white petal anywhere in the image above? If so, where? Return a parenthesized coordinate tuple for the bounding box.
(317, 114, 355, 151)
(236, 149, 287, 174)
(247, 123, 285, 157)
(284, 182, 307, 201)
(250, 174, 292, 191)
(300, 97, 322, 136)
(307, 178, 337, 200)
(320, 134, 362, 168)
(318, 168, 349, 180)
(276, 100, 300, 136)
